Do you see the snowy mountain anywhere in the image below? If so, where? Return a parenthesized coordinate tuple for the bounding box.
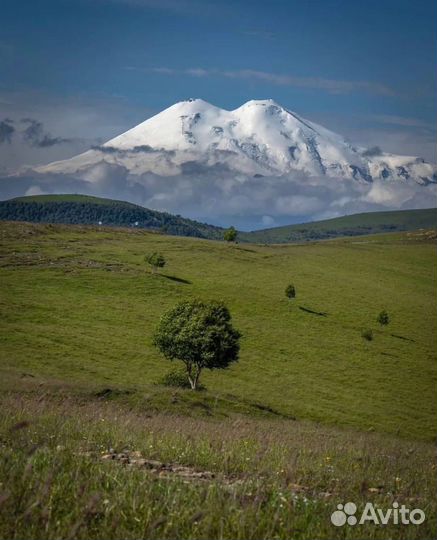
(1, 98, 432, 229)
(36, 98, 436, 185)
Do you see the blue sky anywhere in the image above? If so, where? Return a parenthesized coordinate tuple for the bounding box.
(0, 0, 436, 165)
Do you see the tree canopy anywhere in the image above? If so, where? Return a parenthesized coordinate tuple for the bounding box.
(285, 284, 296, 299)
(153, 300, 241, 390)
(377, 309, 390, 326)
(223, 226, 237, 242)
(145, 252, 166, 273)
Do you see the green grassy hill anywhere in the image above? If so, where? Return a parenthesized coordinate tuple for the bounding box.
(1, 193, 435, 244)
(1, 220, 436, 440)
(243, 208, 437, 243)
(1, 220, 436, 539)
(0, 194, 224, 239)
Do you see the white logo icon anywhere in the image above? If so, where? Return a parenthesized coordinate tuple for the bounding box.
(331, 502, 357, 526)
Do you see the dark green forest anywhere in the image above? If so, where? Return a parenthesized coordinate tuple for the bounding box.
(0, 197, 223, 239)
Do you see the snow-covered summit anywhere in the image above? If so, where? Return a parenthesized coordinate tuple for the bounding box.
(36, 99, 436, 185)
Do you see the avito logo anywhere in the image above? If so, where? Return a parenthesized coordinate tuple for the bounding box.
(331, 502, 425, 527)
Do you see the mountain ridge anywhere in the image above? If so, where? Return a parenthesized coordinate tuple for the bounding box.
(1, 194, 435, 243)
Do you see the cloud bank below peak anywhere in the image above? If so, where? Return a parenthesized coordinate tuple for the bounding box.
(1, 162, 435, 230)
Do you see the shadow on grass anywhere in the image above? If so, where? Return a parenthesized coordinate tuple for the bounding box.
(390, 333, 415, 343)
(231, 246, 258, 253)
(252, 402, 297, 420)
(299, 306, 328, 317)
(161, 274, 192, 284)
(95, 388, 135, 399)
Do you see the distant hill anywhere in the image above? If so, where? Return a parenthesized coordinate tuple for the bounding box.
(0, 194, 224, 240)
(242, 208, 437, 243)
(0, 194, 435, 243)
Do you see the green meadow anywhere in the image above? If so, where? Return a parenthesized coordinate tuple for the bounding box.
(0, 221, 436, 539)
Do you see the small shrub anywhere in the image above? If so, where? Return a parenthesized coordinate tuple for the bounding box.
(158, 369, 205, 390)
(361, 328, 373, 341)
(223, 226, 237, 242)
(145, 252, 166, 274)
(377, 309, 390, 326)
(285, 284, 296, 299)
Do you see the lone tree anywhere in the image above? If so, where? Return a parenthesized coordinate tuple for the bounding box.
(153, 300, 241, 390)
(285, 284, 296, 300)
(224, 226, 237, 242)
(145, 252, 166, 274)
(377, 309, 390, 327)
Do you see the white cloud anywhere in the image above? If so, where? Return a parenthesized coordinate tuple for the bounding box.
(261, 215, 275, 226)
(275, 194, 325, 215)
(142, 67, 395, 96)
(0, 90, 155, 171)
(2, 163, 435, 229)
(25, 185, 46, 196)
(368, 114, 433, 129)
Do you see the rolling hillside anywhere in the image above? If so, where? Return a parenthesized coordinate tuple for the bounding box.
(1, 220, 436, 439)
(1, 220, 436, 540)
(0, 194, 435, 243)
(0, 194, 224, 239)
(244, 208, 437, 243)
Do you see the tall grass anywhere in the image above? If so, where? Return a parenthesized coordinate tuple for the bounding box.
(0, 393, 435, 539)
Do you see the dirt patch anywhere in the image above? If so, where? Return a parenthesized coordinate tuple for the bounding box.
(93, 451, 316, 494)
(92, 449, 242, 485)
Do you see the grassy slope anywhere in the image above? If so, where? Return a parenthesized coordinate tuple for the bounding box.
(0, 221, 436, 440)
(0, 195, 224, 239)
(1, 393, 435, 540)
(1, 221, 436, 539)
(243, 208, 437, 243)
(3, 194, 436, 243)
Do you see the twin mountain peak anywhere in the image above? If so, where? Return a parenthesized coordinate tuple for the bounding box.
(37, 98, 436, 185)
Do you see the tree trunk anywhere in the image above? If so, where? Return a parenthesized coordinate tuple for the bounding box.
(186, 363, 195, 390)
(193, 366, 202, 390)
(186, 363, 201, 390)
